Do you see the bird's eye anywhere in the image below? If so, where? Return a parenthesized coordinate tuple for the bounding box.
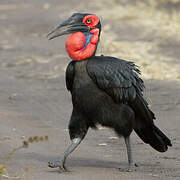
(86, 19, 92, 24)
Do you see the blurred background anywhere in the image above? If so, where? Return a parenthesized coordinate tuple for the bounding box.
(1, 0, 180, 80)
(0, 0, 180, 179)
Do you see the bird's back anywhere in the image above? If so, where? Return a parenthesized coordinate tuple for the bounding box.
(66, 56, 172, 151)
(66, 56, 137, 136)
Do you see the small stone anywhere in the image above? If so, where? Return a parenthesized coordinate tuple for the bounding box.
(108, 136, 118, 140)
(12, 128, 16, 132)
(98, 143, 107, 146)
(43, 3, 50, 10)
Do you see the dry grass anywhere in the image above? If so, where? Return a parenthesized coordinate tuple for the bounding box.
(91, 0, 180, 80)
(0, 136, 49, 179)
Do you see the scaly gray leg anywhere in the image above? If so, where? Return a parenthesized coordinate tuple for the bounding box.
(48, 138, 82, 172)
(119, 136, 137, 172)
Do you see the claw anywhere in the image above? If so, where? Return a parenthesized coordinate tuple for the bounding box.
(119, 167, 134, 172)
(48, 138, 83, 173)
(118, 163, 138, 172)
(48, 161, 59, 168)
(48, 160, 68, 172)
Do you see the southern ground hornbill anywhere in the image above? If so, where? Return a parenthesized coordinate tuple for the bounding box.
(47, 13, 172, 172)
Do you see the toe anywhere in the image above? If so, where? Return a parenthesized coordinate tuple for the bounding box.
(119, 167, 133, 172)
(48, 161, 56, 168)
(48, 160, 69, 172)
(48, 161, 61, 168)
(118, 164, 137, 172)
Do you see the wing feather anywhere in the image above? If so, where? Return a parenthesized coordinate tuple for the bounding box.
(87, 56, 144, 103)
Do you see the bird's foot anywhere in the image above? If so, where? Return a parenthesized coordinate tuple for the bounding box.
(119, 163, 138, 172)
(48, 158, 68, 172)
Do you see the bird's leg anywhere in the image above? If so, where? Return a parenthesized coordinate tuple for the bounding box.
(48, 138, 82, 172)
(119, 136, 137, 172)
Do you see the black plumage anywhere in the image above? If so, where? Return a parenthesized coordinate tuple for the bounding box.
(66, 56, 171, 150)
(47, 13, 172, 172)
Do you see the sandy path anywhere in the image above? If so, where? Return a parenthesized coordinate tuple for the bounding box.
(0, 0, 179, 179)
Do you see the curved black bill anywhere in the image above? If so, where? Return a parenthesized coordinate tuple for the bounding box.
(47, 18, 89, 40)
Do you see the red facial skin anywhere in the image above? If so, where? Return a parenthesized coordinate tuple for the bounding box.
(82, 15, 99, 29)
(65, 15, 99, 61)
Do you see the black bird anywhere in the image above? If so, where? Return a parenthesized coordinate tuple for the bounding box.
(47, 13, 172, 172)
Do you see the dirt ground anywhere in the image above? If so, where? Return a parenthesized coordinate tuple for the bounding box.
(0, 0, 180, 179)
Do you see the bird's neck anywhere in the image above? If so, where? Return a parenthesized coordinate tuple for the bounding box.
(65, 29, 99, 61)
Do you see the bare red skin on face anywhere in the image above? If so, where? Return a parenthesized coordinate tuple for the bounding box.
(83, 15, 99, 29)
(65, 15, 100, 61)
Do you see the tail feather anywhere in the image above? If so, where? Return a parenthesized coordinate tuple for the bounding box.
(135, 124, 172, 152)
